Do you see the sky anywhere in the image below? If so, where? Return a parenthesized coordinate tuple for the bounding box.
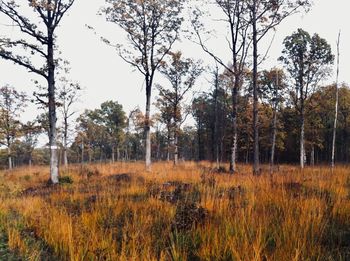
(0, 0, 349, 127)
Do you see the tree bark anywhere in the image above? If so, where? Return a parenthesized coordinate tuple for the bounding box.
(63, 114, 68, 167)
(252, 2, 260, 175)
(213, 70, 220, 169)
(48, 30, 59, 184)
(112, 146, 115, 163)
(173, 125, 179, 165)
(145, 81, 152, 171)
(331, 32, 340, 169)
(300, 105, 305, 169)
(310, 144, 315, 166)
(7, 146, 12, 170)
(229, 77, 239, 174)
(270, 108, 277, 173)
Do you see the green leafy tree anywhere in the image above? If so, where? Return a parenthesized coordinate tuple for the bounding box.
(259, 68, 287, 171)
(98, 101, 127, 162)
(280, 28, 334, 168)
(0, 86, 27, 169)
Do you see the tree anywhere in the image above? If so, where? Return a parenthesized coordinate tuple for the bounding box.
(331, 32, 341, 169)
(247, 0, 311, 175)
(260, 68, 287, 172)
(21, 120, 42, 166)
(192, 0, 250, 173)
(155, 93, 174, 162)
(0, 86, 27, 169)
(57, 77, 81, 167)
(157, 51, 202, 165)
(280, 29, 334, 169)
(98, 101, 127, 162)
(102, 0, 184, 170)
(0, 0, 76, 183)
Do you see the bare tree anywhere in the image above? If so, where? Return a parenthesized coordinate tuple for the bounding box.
(0, 0, 75, 183)
(102, 0, 184, 171)
(192, 0, 250, 173)
(331, 31, 341, 169)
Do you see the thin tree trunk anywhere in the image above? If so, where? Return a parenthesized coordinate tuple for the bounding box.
(270, 71, 279, 174)
(63, 114, 68, 167)
(270, 108, 277, 173)
(300, 106, 305, 169)
(8, 146, 12, 170)
(145, 82, 152, 171)
(214, 67, 220, 169)
(252, 2, 260, 175)
(311, 144, 315, 166)
(229, 77, 239, 174)
(112, 146, 115, 163)
(331, 31, 341, 169)
(81, 140, 84, 164)
(174, 130, 178, 166)
(117, 147, 120, 161)
(48, 31, 59, 184)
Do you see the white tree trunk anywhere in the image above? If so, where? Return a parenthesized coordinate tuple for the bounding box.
(112, 146, 115, 163)
(300, 114, 305, 169)
(8, 147, 12, 170)
(331, 32, 341, 169)
(174, 130, 178, 166)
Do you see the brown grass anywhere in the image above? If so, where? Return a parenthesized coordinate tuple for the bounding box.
(0, 162, 350, 260)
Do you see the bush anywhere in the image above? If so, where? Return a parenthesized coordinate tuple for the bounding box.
(58, 176, 73, 184)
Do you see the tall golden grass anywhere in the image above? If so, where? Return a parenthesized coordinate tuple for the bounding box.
(0, 162, 349, 260)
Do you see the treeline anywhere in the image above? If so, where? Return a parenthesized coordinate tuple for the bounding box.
(2, 81, 349, 168)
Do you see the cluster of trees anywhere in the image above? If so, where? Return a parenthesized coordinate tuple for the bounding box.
(0, 1, 345, 180)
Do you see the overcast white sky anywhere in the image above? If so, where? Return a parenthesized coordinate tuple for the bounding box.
(0, 0, 349, 126)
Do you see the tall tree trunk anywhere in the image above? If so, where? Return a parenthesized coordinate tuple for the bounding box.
(331, 32, 341, 169)
(310, 144, 315, 166)
(270, 71, 279, 174)
(145, 81, 152, 171)
(7, 146, 12, 170)
(300, 105, 305, 169)
(81, 140, 84, 164)
(174, 129, 178, 166)
(112, 146, 115, 163)
(229, 76, 239, 173)
(63, 116, 68, 167)
(213, 68, 220, 169)
(117, 147, 120, 161)
(252, 2, 260, 175)
(270, 108, 277, 173)
(48, 31, 59, 184)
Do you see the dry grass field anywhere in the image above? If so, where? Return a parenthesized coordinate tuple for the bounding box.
(0, 162, 350, 260)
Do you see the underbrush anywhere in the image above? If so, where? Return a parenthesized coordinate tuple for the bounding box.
(0, 162, 349, 260)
